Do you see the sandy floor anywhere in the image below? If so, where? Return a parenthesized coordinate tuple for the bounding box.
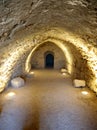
(0, 69, 97, 130)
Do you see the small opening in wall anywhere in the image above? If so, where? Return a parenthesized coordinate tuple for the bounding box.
(45, 52, 54, 68)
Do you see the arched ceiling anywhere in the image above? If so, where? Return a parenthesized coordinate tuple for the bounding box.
(0, 29, 97, 92)
(0, 0, 97, 93)
(0, 0, 97, 46)
(25, 39, 73, 74)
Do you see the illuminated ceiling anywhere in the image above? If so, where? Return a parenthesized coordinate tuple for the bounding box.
(0, 0, 97, 92)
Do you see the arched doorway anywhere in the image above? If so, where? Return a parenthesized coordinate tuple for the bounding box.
(45, 53, 54, 68)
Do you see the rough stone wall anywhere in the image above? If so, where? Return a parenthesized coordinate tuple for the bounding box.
(0, 0, 97, 44)
(0, 28, 97, 93)
(60, 41, 88, 80)
(0, 0, 97, 93)
(31, 42, 66, 69)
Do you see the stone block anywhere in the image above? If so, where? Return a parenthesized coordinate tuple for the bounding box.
(61, 68, 67, 73)
(26, 71, 35, 78)
(73, 79, 86, 88)
(11, 77, 25, 88)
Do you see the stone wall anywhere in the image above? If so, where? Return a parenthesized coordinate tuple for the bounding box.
(31, 42, 66, 69)
(0, 0, 97, 93)
(0, 29, 97, 93)
(0, 0, 97, 44)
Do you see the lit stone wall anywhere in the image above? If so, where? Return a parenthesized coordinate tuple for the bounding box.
(31, 42, 66, 69)
(0, 0, 97, 93)
(0, 29, 97, 93)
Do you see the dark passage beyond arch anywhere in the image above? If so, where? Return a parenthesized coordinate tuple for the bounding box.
(45, 53, 54, 68)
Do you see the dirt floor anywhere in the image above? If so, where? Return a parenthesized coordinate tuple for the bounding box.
(0, 70, 97, 130)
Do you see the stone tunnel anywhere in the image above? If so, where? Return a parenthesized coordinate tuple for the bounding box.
(1, 0, 97, 130)
(0, 0, 97, 93)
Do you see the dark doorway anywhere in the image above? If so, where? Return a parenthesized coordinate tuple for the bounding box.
(45, 53, 54, 68)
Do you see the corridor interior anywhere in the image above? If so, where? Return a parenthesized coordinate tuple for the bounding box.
(0, 70, 97, 130)
(0, 0, 97, 130)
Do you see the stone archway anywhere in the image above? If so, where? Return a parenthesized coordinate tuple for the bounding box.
(1, 29, 97, 93)
(45, 52, 54, 68)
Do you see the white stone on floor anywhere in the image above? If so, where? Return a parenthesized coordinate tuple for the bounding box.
(73, 79, 86, 88)
(26, 71, 35, 78)
(61, 68, 68, 73)
(11, 77, 25, 88)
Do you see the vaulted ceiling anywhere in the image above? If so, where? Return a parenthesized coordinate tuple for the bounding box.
(0, 0, 97, 93)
